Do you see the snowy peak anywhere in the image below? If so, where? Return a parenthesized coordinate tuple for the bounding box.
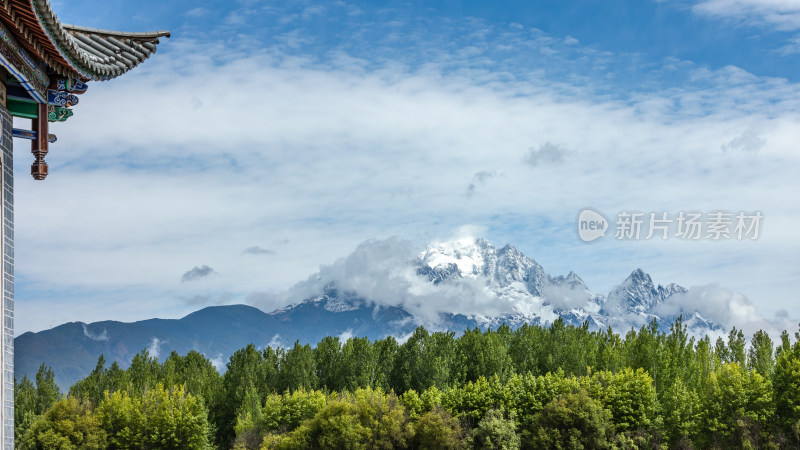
(269, 284, 362, 315)
(492, 244, 547, 294)
(419, 237, 493, 278)
(419, 238, 548, 294)
(414, 240, 695, 324)
(628, 268, 652, 285)
(660, 283, 688, 298)
(275, 236, 720, 335)
(416, 263, 461, 285)
(606, 268, 687, 314)
(550, 271, 588, 291)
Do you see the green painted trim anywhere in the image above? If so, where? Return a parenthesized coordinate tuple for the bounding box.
(7, 98, 38, 118)
(48, 105, 72, 122)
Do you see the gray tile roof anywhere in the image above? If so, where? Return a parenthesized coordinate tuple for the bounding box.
(60, 24, 170, 80)
(23, 0, 169, 81)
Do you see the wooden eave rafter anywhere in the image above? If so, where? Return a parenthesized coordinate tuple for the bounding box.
(1, 0, 75, 79)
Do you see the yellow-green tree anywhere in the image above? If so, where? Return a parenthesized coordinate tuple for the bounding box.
(261, 387, 411, 450)
(20, 397, 106, 450)
(96, 384, 210, 449)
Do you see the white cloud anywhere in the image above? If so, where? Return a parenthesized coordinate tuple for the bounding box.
(692, 0, 800, 30)
(263, 236, 514, 325)
(652, 284, 797, 338)
(185, 7, 209, 18)
(266, 334, 284, 349)
(721, 122, 773, 153)
(250, 234, 795, 337)
(207, 353, 226, 372)
(301, 5, 326, 19)
(147, 338, 161, 359)
(82, 324, 108, 342)
(540, 284, 593, 311)
(337, 329, 355, 341)
(776, 35, 800, 54)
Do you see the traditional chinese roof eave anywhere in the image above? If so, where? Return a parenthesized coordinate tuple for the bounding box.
(57, 23, 170, 81)
(32, 0, 170, 81)
(0, 0, 168, 101)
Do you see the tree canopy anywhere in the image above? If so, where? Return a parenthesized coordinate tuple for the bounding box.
(14, 318, 800, 449)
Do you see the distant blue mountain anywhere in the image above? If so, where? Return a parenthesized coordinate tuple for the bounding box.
(15, 301, 415, 390)
(15, 238, 722, 390)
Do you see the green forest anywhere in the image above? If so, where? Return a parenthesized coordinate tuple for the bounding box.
(14, 317, 800, 449)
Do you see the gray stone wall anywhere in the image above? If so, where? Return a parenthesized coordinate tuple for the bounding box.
(0, 97, 14, 449)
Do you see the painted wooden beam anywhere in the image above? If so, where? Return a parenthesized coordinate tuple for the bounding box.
(11, 128, 57, 143)
(7, 98, 38, 119)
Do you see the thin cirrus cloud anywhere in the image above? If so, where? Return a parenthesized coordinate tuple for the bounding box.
(692, 0, 800, 30)
(776, 35, 800, 54)
(243, 246, 275, 255)
(180, 293, 233, 307)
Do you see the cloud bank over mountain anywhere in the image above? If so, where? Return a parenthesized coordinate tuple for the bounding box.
(278, 236, 507, 324)
(252, 234, 793, 337)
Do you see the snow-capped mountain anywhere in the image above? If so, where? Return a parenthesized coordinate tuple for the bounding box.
(279, 237, 722, 334)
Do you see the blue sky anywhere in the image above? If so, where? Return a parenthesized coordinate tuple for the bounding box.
(51, 0, 800, 82)
(13, 0, 800, 335)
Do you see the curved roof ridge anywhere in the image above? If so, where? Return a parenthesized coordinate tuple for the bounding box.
(61, 24, 171, 39)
